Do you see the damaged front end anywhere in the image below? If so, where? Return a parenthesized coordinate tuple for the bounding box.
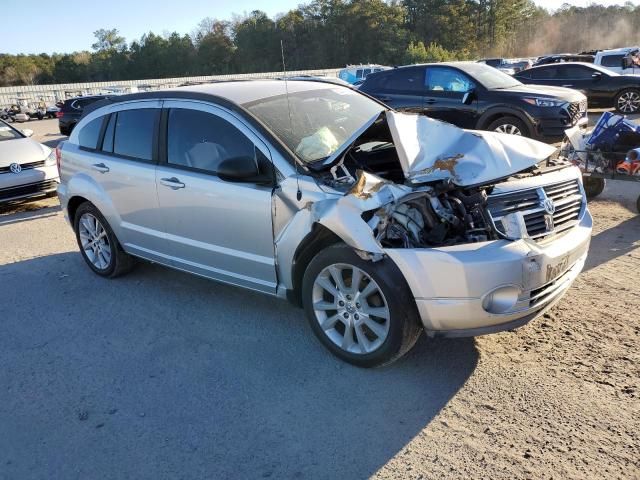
(279, 111, 562, 255)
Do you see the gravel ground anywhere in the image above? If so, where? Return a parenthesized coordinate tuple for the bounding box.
(0, 118, 638, 479)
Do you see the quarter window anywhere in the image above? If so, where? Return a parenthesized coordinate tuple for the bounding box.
(113, 109, 157, 161)
(167, 109, 255, 174)
(78, 117, 104, 150)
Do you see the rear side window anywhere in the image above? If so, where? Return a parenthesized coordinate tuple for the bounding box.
(167, 108, 255, 174)
(601, 54, 624, 67)
(112, 109, 158, 161)
(386, 68, 424, 92)
(557, 65, 594, 79)
(530, 67, 558, 79)
(78, 117, 104, 150)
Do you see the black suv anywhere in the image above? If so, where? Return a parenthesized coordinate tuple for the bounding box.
(58, 95, 108, 135)
(359, 62, 587, 141)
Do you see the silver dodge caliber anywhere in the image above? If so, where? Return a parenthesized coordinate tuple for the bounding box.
(57, 80, 592, 367)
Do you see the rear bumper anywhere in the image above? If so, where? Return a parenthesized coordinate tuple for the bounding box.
(385, 207, 592, 337)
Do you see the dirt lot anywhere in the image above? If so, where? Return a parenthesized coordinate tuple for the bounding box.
(0, 119, 638, 479)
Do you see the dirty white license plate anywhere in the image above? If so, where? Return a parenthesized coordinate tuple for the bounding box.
(546, 255, 570, 282)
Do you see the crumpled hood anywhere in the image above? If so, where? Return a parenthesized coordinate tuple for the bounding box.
(387, 111, 557, 186)
(0, 138, 49, 167)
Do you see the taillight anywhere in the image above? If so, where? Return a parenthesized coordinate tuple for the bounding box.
(56, 111, 63, 118)
(55, 142, 63, 174)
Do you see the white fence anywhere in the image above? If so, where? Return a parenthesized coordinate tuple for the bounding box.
(0, 68, 341, 107)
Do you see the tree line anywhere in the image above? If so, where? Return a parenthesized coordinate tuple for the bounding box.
(2, 0, 640, 87)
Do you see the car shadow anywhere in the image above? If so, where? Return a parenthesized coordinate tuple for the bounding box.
(0, 252, 478, 479)
(583, 214, 640, 272)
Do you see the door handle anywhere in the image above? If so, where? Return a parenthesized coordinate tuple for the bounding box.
(160, 177, 185, 189)
(562, 84, 573, 87)
(91, 163, 109, 174)
(424, 99, 436, 105)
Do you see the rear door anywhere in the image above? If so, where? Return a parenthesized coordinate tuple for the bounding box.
(78, 100, 167, 261)
(423, 66, 478, 128)
(155, 101, 277, 294)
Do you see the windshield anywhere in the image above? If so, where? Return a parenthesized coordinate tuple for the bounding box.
(0, 121, 22, 142)
(244, 86, 385, 163)
(462, 63, 522, 89)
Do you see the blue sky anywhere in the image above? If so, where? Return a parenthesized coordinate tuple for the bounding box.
(3, 0, 636, 54)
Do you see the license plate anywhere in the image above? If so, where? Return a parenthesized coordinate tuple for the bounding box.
(546, 255, 569, 282)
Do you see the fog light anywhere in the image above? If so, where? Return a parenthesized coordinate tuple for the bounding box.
(482, 286, 521, 314)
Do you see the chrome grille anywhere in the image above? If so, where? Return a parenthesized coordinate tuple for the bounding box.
(564, 99, 587, 125)
(487, 179, 584, 241)
(0, 160, 46, 174)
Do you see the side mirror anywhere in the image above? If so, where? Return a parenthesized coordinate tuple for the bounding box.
(20, 128, 33, 137)
(462, 89, 476, 105)
(592, 72, 602, 81)
(217, 155, 273, 185)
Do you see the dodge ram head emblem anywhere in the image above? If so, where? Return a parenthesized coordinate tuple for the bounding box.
(541, 197, 555, 215)
(9, 163, 22, 174)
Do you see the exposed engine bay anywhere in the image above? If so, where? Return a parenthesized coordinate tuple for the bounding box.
(302, 111, 568, 249)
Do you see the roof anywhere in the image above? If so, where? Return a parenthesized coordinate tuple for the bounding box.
(598, 46, 640, 55)
(161, 80, 337, 105)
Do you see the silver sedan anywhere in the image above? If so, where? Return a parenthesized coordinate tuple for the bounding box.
(0, 120, 59, 204)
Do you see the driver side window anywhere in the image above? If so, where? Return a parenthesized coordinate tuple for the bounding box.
(426, 67, 476, 93)
(167, 108, 256, 174)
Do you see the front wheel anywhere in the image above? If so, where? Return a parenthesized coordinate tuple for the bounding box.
(487, 116, 529, 137)
(302, 244, 422, 367)
(615, 89, 640, 114)
(583, 176, 605, 199)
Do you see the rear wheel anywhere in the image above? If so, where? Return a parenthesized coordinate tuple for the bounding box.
(73, 202, 134, 278)
(615, 89, 640, 114)
(302, 244, 422, 368)
(487, 116, 529, 137)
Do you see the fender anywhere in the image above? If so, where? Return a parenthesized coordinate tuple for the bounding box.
(63, 171, 123, 239)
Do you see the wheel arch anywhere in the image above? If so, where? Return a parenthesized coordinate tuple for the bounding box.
(477, 107, 532, 132)
(287, 223, 343, 306)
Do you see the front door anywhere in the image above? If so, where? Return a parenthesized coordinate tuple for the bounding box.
(155, 101, 278, 294)
(422, 66, 479, 128)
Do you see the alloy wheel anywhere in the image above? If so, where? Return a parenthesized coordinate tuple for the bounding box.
(617, 91, 640, 113)
(311, 263, 390, 355)
(494, 123, 522, 135)
(78, 213, 112, 270)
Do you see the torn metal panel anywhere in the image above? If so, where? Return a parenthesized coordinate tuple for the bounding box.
(386, 111, 557, 186)
(273, 172, 411, 289)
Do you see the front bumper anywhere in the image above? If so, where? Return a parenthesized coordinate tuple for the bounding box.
(533, 109, 587, 140)
(385, 208, 592, 337)
(0, 165, 59, 204)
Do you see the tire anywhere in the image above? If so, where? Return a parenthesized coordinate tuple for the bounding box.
(301, 244, 422, 368)
(636, 194, 640, 214)
(73, 202, 134, 278)
(614, 89, 640, 114)
(583, 176, 605, 199)
(487, 116, 530, 137)
(59, 126, 70, 136)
